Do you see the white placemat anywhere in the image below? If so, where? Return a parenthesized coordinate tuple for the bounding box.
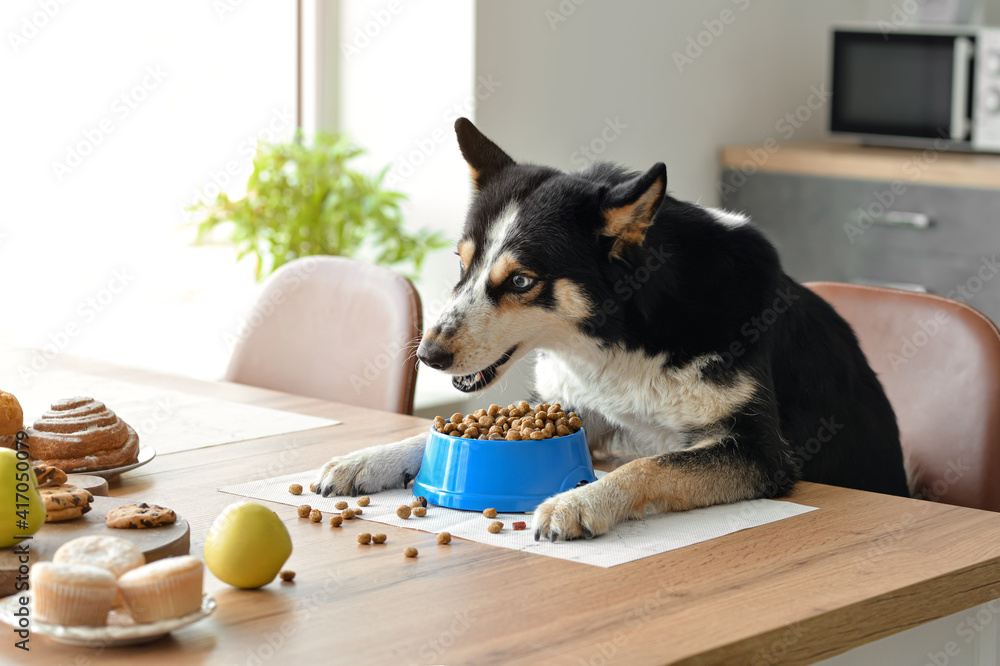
(11, 369, 340, 455)
(219, 469, 818, 568)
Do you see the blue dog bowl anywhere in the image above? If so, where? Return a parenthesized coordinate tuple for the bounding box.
(412, 426, 597, 512)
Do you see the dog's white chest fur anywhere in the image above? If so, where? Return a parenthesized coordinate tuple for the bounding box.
(533, 342, 755, 456)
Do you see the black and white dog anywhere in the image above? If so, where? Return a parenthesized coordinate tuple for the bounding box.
(317, 118, 910, 540)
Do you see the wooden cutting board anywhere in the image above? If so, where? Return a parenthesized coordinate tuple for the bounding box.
(0, 496, 190, 596)
(65, 474, 110, 496)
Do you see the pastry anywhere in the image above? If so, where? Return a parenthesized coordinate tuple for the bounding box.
(40, 485, 94, 522)
(0, 390, 23, 449)
(25, 397, 139, 472)
(117, 556, 204, 623)
(32, 463, 68, 488)
(105, 502, 176, 529)
(54, 535, 145, 606)
(31, 562, 117, 626)
(54, 535, 145, 578)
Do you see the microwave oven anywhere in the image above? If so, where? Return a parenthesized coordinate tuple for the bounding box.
(831, 26, 1000, 152)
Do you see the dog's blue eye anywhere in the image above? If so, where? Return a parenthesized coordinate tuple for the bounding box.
(509, 274, 535, 291)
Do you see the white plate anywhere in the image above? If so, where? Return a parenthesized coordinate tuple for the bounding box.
(87, 446, 156, 479)
(0, 593, 215, 646)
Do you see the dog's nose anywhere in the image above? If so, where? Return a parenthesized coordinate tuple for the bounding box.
(418, 343, 454, 371)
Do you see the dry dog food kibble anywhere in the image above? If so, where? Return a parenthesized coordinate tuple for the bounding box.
(415, 496, 428, 508)
(357, 496, 371, 507)
(404, 547, 419, 558)
(335, 501, 348, 510)
(412, 506, 427, 517)
(396, 505, 411, 519)
(436, 532, 452, 544)
(488, 521, 503, 534)
(297, 505, 312, 518)
(353, 507, 363, 515)
(513, 521, 527, 530)
(341, 509, 356, 520)
(309, 483, 318, 493)
(433, 403, 583, 440)
(372, 533, 387, 544)
(357, 532, 372, 545)
(329, 515, 343, 527)
(483, 508, 497, 518)
(279, 570, 295, 582)
(409, 500, 422, 508)
(288, 484, 303, 495)
(309, 509, 322, 523)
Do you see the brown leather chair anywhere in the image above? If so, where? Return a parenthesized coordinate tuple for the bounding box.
(225, 257, 422, 414)
(805, 281, 1000, 512)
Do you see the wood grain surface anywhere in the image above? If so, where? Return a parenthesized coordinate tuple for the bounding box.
(3, 351, 1000, 664)
(65, 474, 110, 497)
(720, 141, 1000, 190)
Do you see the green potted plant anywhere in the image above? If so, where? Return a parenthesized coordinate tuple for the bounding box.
(190, 132, 448, 280)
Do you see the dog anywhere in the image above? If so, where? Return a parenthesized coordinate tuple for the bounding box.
(316, 117, 910, 541)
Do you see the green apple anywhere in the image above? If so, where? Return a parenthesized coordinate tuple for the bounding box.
(1, 448, 46, 548)
(203, 501, 292, 588)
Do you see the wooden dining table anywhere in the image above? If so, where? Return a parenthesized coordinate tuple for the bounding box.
(4, 353, 1000, 665)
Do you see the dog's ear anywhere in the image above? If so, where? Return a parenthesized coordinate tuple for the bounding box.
(599, 163, 666, 260)
(454, 117, 515, 192)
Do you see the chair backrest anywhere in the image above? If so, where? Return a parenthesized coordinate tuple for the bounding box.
(805, 281, 1000, 512)
(225, 257, 422, 414)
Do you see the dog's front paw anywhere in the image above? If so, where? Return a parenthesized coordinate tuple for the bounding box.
(533, 482, 624, 541)
(316, 445, 416, 497)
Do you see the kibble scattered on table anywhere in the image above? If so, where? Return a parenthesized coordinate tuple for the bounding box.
(335, 500, 348, 510)
(404, 547, 418, 558)
(488, 521, 503, 534)
(288, 484, 303, 495)
(297, 505, 312, 518)
(309, 483, 317, 493)
(409, 500, 422, 509)
(412, 506, 426, 517)
(512, 521, 527, 531)
(309, 509, 322, 523)
(396, 505, 411, 519)
(279, 570, 296, 582)
(357, 532, 372, 545)
(353, 507, 363, 515)
(357, 496, 371, 507)
(436, 532, 452, 545)
(372, 533, 387, 544)
(483, 508, 498, 518)
(341, 509, 356, 520)
(415, 496, 428, 508)
(329, 515, 343, 527)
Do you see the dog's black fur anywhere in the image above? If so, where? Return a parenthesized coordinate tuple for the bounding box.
(454, 121, 909, 498)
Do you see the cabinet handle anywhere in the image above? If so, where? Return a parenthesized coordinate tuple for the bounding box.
(860, 211, 933, 229)
(853, 278, 930, 293)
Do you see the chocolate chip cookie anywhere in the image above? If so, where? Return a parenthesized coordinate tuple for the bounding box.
(32, 463, 68, 488)
(105, 502, 177, 529)
(40, 485, 94, 522)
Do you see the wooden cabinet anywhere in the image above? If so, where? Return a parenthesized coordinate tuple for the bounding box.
(719, 143, 1000, 323)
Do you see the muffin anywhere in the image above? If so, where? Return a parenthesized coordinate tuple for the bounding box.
(54, 535, 145, 605)
(31, 562, 116, 626)
(53, 536, 145, 578)
(117, 556, 204, 623)
(0, 390, 23, 449)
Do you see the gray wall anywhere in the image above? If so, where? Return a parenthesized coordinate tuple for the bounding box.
(475, 0, 916, 205)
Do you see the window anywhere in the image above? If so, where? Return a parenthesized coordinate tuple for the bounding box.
(2, 2, 296, 380)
